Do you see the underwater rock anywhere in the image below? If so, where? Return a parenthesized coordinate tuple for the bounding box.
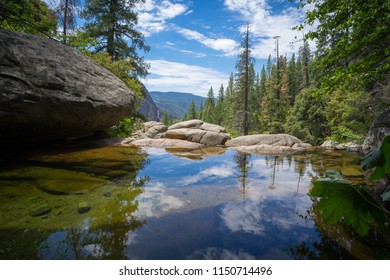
(29, 204, 52, 217)
(339, 166, 363, 177)
(77, 202, 91, 214)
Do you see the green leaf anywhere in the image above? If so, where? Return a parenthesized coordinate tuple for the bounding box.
(361, 145, 385, 171)
(369, 166, 385, 182)
(380, 136, 390, 174)
(310, 177, 387, 236)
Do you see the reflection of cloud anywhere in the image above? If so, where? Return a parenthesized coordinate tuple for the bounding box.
(136, 183, 185, 218)
(125, 232, 138, 246)
(188, 247, 256, 260)
(220, 199, 312, 236)
(220, 201, 265, 235)
(82, 244, 103, 258)
(143, 148, 168, 156)
(179, 162, 234, 185)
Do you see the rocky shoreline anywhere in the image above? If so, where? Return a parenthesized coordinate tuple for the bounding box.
(122, 119, 314, 155)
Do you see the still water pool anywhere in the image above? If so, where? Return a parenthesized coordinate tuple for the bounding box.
(0, 145, 387, 259)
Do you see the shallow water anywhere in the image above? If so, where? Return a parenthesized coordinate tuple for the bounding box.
(0, 145, 386, 259)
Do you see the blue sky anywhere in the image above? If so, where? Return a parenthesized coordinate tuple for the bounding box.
(46, 0, 315, 97)
(134, 0, 315, 97)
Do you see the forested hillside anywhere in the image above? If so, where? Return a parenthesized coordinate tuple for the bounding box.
(182, 0, 389, 145)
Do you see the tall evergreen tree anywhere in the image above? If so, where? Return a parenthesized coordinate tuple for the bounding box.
(204, 87, 215, 123)
(187, 100, 197, 120)
(233, 25, 255, 135)
(198, 100, 204, 120)
(287, 53, 298, 105)
(214, 84, 225, 125)
(82, 0, 150, 77)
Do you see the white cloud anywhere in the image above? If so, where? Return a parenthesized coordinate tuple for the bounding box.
(142, 60, 229, 96)
(136, 0, 189, 37)
(175, 27, 239, 56)
(224, 0, 315, 59)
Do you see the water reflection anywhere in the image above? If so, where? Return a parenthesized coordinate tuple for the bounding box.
(1, 146, 388, 259)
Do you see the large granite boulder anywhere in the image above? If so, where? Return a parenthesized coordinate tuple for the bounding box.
(165, 120, 231, 146)
(225, 134, 312, 155)
(226, 134, 306, 147)
(0, 30, 135, 145)
(321, 140, 361, 152)
(363, 107, 390, 153)
(125, 119, 231, 148)
(136, 121, 167, 139)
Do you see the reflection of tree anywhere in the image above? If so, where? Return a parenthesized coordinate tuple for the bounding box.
(269, 156, 277, 189)
(234, 152, 252, 199)
(293, 155, 308, 192)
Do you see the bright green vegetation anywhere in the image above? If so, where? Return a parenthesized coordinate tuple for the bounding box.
(0, 0, 57, 36)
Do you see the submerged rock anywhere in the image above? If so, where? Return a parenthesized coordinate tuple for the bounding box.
(30, 204, 52, 217)
(339, 166, 363, 177)
(77, 202, 91, 214)
(0, 30, 135, 145)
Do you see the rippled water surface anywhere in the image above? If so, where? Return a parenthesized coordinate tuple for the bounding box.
(0, 145, 384, 259)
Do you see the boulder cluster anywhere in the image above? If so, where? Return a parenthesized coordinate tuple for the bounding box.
(123, 119, 313, 154)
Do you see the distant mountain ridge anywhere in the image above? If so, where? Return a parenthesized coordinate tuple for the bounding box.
(149, 91, 207, 119)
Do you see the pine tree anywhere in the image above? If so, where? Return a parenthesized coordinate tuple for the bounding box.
(82, 0, 150, 77)
(187, 100, 197, 120)
(223, 73, 234, 127)
(214, 84, 225, 125)
(287, 53, 298, 105)
(198, 100, 204, 120)
(298, 41, 311, 89)
(162, 110, 169, 126)
(204, 87, 215, 123)
(232, 25, 255, 135)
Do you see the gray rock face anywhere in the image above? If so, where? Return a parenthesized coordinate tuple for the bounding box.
(0, 30, 135, 145)
(138, 85, 160, 121)
(363, 107, 390, 153)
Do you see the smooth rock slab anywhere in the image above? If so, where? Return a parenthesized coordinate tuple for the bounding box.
(0, 30, 135, 145)
(226, 134, 305, 147)
(123, 138, 204, 149)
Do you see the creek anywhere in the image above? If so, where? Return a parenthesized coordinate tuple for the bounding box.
(0, 144, 388, 259)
